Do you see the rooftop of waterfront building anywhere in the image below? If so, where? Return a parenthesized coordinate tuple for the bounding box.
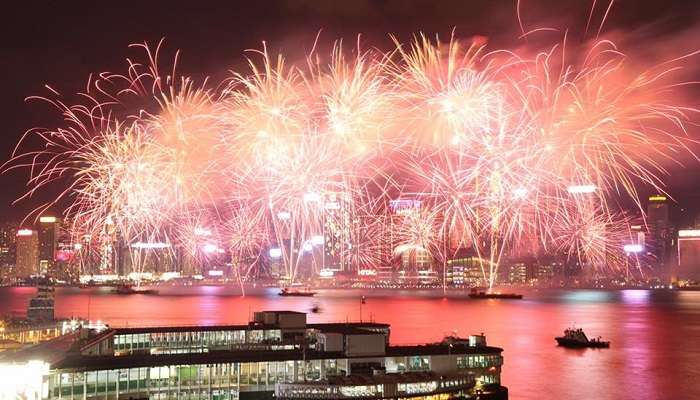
(111, 320, 390, 335)
(0, 310, 501, 372)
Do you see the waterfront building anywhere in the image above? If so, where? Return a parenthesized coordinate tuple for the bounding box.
(445, 262, 465, 286)
(0, 311, 507, 400)
(534, 263, 555, 284)
(676, 229, 700, 284)
(507, 263, 529, 285)
(447, 253, 487, 287)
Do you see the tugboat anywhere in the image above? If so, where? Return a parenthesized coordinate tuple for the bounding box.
(468, 288, 523, 300)
(278, 287, 317, 297)
(556, 327, 610, 348)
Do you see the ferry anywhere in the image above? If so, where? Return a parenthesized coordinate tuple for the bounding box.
(278, 287, 317, 297)
(113, 284, 159, 295)
(555, 327, 610, 348)
(469, 289, 523, 300)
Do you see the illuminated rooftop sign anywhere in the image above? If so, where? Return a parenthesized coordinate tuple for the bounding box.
(567, 185, 596, 194)
(130, 242, 170, 249)
(390, 199, 421, 215)
(623, 244, 643, 253)
(269, 247, 282, 258)
(649, 195, 667, 202)
(39, 216, 57, 223)
(678, 230, 700, 238)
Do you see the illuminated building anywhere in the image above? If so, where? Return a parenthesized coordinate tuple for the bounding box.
(322, 193, 351, 273)
(123, 241, 175, 275)
(447, 252, 488, 287)
(0, 311, 507, 400)
(508, 263, 529, 284)
(268, 245, 284, 279)
(0, 222, 17, 280)
(535, 264, 555, 284)
(445, 263, 465, 286)
(15, 229, 39, 278)
(676, 229, 700, 284)
(647, 195, 672, 273)
(37, 216, 59, 276)
(387, 199, 438, 282)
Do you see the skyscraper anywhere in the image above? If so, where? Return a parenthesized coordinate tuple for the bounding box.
(322, 193, 351, 273)
(647, 195, 672, 275)
(37, 216, 59, 275)
(15, 229, 39, 278)
(0, 222, 18, 275)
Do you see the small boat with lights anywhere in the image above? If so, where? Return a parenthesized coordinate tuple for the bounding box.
(469, 289, 523, 300)
(278, 287, 317, 297)
(556, 327, 609, 348)
(113, 284, 158, 295)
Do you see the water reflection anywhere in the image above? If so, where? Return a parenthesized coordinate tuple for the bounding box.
(0, 287, 698, 399)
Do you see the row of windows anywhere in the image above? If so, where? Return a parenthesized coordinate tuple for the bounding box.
(113, 329, 282, 352)
(49, 359, 346, 399)
(456, 355, 502, 369)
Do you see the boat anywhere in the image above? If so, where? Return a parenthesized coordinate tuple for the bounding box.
(468, 288, 523, 299)
(113, 285, 159, 295)
(278, 287, 317, 297)
(555, 327, 610, 348)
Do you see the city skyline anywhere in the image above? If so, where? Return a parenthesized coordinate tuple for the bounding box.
(2, 2, 700, 289)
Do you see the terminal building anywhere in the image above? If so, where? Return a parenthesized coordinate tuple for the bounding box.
(0, 311, 507, 400)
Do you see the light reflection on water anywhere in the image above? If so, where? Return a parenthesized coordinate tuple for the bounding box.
(1, 287, 698, 400)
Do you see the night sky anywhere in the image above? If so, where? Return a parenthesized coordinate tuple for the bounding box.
(1, 0, 699, 223)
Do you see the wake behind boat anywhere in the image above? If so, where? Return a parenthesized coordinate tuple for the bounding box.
(469, 288, 523, 299)
(278, 287, 317, 297)
(556, 327, 610, 348)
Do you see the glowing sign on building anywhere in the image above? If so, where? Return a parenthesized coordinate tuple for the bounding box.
(16, 229, 33, 236)
(390, 199, 421, 215)
(303, 192, 321, 203)
(194, 227, 211, 236)
(567, 185, 597, 194)
(130, 242, 170, 249)
(39, 216, 57, 223)
(201, 243, 219, 253)
(649, 195, 667, 202)
(623, 244, 643, 253)
(319, 269, 334, 278)
(358, 269, 378, 276)
(269, 248, 282, 258)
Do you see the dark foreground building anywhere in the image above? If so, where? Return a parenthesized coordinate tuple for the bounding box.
(0, 311, 507, 400)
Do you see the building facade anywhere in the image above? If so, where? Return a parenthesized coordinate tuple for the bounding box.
(0, 311, 507, 400)
(15, 229, 39, 278)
